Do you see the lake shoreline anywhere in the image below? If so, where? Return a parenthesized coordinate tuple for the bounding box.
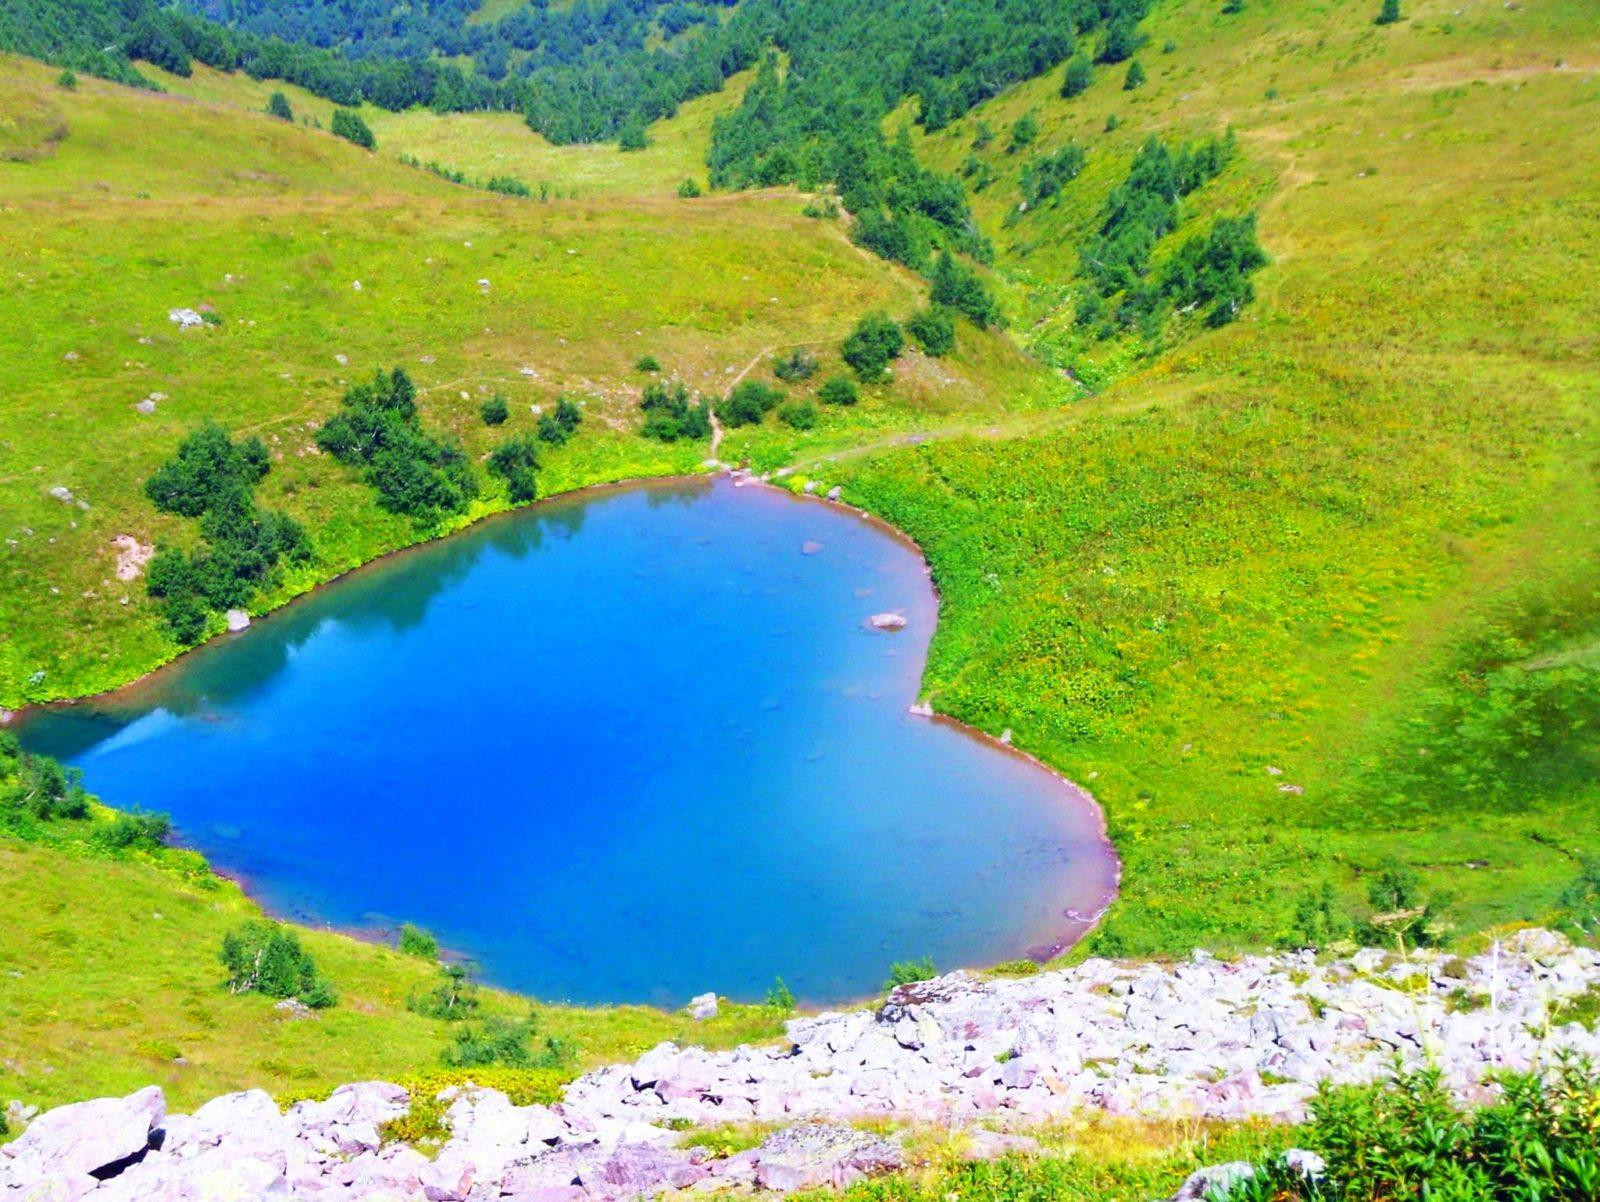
(9, 467, 1121, 1007)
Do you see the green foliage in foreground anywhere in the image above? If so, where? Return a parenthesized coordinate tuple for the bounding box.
(219, 920, 337, 1009)
(398, 924, 437, 959)
(442, 1013, 574, 1071)
(885, 958, 938, 990)
(1225, 1060, 1600, 1202)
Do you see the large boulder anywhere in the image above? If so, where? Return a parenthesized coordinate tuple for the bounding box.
(752, 1122, 902, 1192)
(0, 1086, 164, 1186)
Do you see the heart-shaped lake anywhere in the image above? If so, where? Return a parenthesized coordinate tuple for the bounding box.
(19, 477, 1116, 1005)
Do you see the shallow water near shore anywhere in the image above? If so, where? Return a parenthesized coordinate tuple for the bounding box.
(20, 478, 1115, 1006)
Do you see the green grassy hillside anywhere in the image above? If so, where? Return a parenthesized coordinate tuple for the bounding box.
(0, 52, 1055, 705)
(830, 0, 1600, 951)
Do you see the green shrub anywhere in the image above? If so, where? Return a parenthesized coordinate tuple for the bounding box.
(331, 108, 375, 150)
(635, 355, 661, 373)
(778, 401, 817, 430)
(93, 809, 170, 852)
(1123, 59, 1146, 90)
(841, 313, 904, 382)
(930, 252, 1000, 328)
(1021, 144, 1086, 207)
(318, 368, 478, 523)
(1559, 857, 1600, 938)
(765, 977, 796, 1011)
(884, 957, 937, 990)
(678, 178, 702, 198)
(1223, 1059, 1600, 1201)
(220, 921, 337, 1008)
(773, 348, 819, 382)
(537, 397, 583, 447)
(1356, 861, 1449, 948)
(639, 379, 712, 443)
(480, 394, 509, 426)
(487, 435, 540, 504)
(1007, 110, 1038, 153)
(1060, 54, 1092, 98)
(1375, 0, 1402, 24)
(818, 376, 859, 407)
(719, 380, 784, 428)
(441, 1014, 573, 1070)
(906, 307, 956, 357)
(617, 116, 648, 151)
(486, 175, 532, 198)
(408, 964, 480, 1021)
(267, 91, 292, 121)
(399, 924, 438, 959)
(144, 423, 310, 643)
(57, 69, 77, 90)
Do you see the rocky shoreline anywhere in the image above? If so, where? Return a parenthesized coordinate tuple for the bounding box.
(4, 930, 1597, 1200)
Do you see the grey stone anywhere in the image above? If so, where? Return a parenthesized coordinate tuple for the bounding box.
(0, 1085, 163, 1183)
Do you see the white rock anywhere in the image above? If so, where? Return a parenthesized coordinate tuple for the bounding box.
(225, 609, 251, 632)
(688, 992, 719, 1021)
(868, 613, 907, 631)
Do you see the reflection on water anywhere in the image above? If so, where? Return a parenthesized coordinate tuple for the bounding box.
(21, 479, 1114, 1005)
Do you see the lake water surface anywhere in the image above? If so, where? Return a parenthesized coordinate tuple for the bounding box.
(21, 478, 1115, 1005)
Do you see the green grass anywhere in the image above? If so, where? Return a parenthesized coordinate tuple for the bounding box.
(0, 835, 791, 1114)
(827, 0, 1600, 953)
(0, 51, 1051, 705)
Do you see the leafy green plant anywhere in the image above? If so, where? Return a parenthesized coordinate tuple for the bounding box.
(331, 108, 374, 150)
(398, 924, 438, 959)
(774, 348, 819, 382)
(487, 435, 540, 504)
(480, 394, 509, 426)
(906, 307, 956, 357)
(536, 397, 583, 447)
(778, 401, 817, 430)
(885, 957, 937, 990)
(719, 380, 784, 428)
(1224, 1059, 1600, 1201)
(841, 313, 905, 382)
(765, 977, 796, 1011)
(408, 964, 480, 1021)
(441, 1013, 573, 1070)
(818, 376, 860, 407)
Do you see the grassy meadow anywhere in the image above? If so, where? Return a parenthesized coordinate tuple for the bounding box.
(0, 0, 1598, 1120)
(831, 0, 1600, 951)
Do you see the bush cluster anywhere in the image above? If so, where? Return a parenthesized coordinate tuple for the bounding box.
(906, 306, 956, 357)
(219, 920, 336, 1009)
(719, 380, 784, 428)
(536, 397, 583, 447)
(1020, 143, 1086, 208)
(318, 368, 479, 523)
(330, 107, 374, 150)
(488, 435, 540, 504)
(1225, 1060, 1600, 1201)
(638, 379, 712, 443)
(442, 1013, 574, 1071)
(773, 348, 819, 382)
(144, 424, 311, 644)
(842, 313, 905, 382)
(1075, 133, 1267, 338)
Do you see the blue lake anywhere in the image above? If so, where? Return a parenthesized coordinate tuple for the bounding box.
(19, 478, 1115, 1006)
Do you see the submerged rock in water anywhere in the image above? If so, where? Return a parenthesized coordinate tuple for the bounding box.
(868, 612, 907, 631)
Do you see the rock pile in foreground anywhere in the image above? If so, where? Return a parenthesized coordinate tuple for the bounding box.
(4, 930, 1596, 1200)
